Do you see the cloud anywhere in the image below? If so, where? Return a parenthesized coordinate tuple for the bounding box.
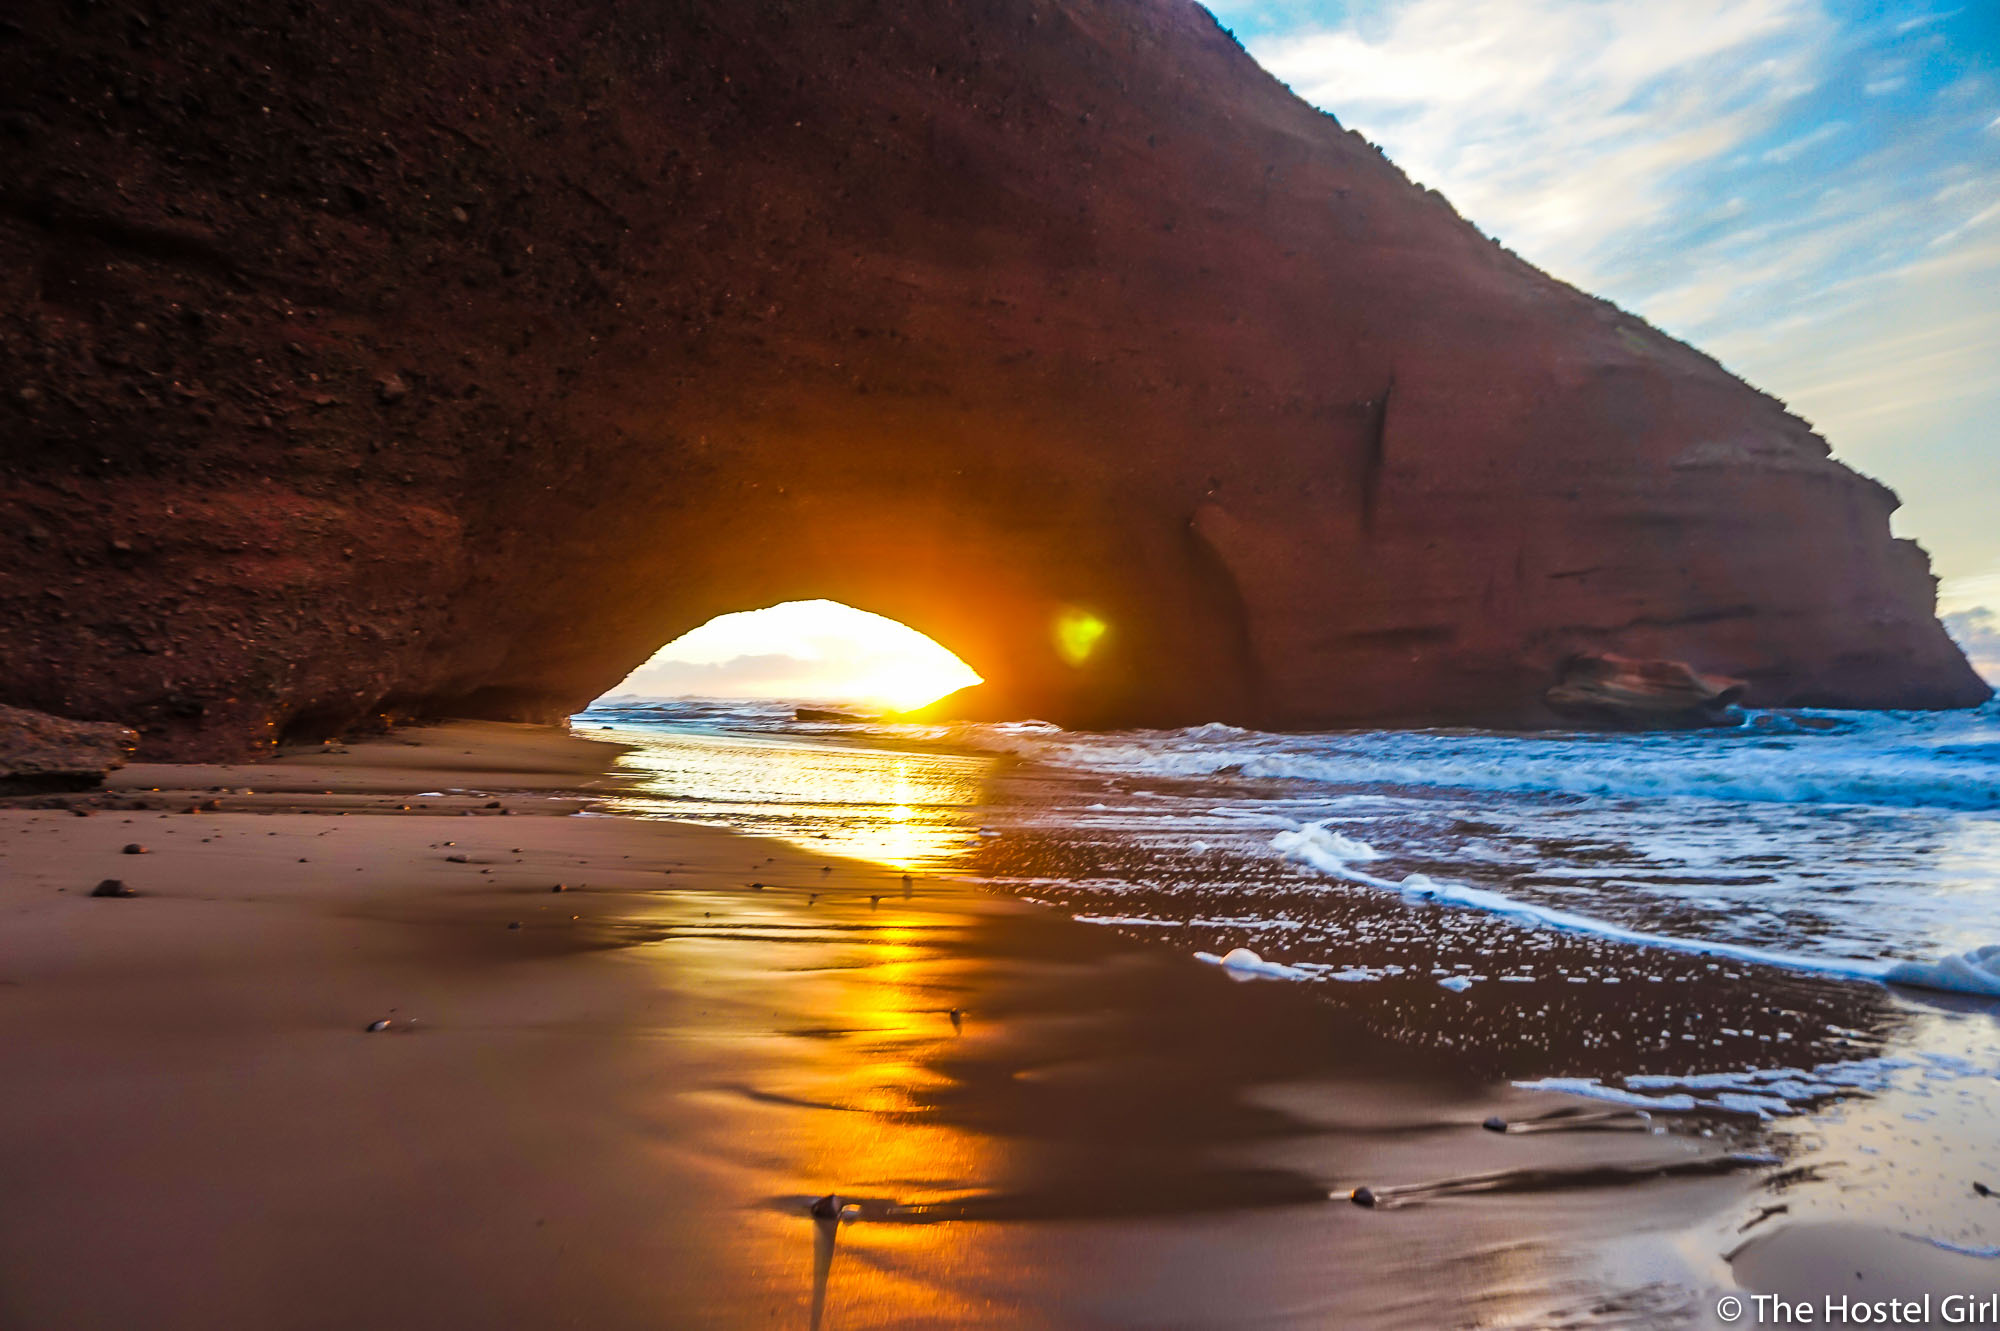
(1942, 607, 2000, 684)
(1940, 569, 2000, 616)
(1220, 0, 2000, 585)
(1250, 0, 1832, 282)
(618, 652, 838, 698)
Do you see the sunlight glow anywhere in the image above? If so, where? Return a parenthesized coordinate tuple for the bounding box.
(597, 728, 993, 870)
(607, 600, 981, 711)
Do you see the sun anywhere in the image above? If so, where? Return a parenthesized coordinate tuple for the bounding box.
(607, 600, 981, 711)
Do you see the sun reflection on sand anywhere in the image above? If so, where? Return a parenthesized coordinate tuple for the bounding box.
(775, 926, 1000, 1330)
(593, 727, 994, 871)
(637, 881, 1006, 1325)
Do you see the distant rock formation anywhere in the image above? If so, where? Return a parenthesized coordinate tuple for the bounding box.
(1545, 655, 1745, 730)
(0, 0, 1986, 757)
(795, 707, 871, 724)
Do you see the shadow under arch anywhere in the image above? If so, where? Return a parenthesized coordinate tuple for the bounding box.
(457, 429, 1269, 730)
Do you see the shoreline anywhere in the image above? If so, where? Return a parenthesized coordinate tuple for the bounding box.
(2, 721, 1990, 1327)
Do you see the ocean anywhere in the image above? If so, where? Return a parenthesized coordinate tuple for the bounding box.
(576, 696, 2000, 1258)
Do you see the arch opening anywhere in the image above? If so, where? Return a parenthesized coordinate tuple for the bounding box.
(581, 599, 994, 870)
(594, 600, 982, 714)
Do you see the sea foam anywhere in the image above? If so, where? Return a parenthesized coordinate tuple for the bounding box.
(1881, 944, 2000, 997)
(1195, 947, 1316, 980)
(1270, 820, 2000, 999)
(1517, 1050, 2000, 1120)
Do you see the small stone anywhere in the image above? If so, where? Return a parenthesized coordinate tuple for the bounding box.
(90, 878, 135, 898)
(1350, 1187, 1378, 1208)
(1977, 1182, 1994, 1198)
(507, 920, 522, 930)
(375, 372, 408, 403)
(1482, 1116, 1508, 1133)
(365, 1019, 391, 1033)
(551, 883, 566, 893)
(484, 800, 502, 808)
(122, 843, 147, 854)
(71, 807, 92, 818)
(446, 853, 469, 863)
(809, 1194, 840, 1219)
(449, 205, 470, 225)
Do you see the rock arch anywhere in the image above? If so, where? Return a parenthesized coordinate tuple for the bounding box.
(0, 0, 1985, 756)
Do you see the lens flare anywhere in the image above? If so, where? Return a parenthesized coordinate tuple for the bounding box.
(1054, 608, 1108, 666)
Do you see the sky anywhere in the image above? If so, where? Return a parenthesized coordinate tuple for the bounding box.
(617, 1, 1998, 700)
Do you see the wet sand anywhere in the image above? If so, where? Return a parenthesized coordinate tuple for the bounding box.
(0, 722, 1987, 1328)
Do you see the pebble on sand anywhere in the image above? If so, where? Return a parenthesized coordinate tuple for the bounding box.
(121, 843, 147, 854)
(90, 878, 135, 897)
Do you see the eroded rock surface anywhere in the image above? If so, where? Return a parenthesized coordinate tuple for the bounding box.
(0, 0, 1986, 756)
(0, 705, 139, 792)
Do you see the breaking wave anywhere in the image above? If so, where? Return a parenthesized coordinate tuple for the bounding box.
(1270, 821, 2000, 998)
(954, 704, 2000, 813)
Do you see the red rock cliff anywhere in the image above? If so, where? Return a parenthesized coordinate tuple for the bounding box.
(0, 0, 1986, 756)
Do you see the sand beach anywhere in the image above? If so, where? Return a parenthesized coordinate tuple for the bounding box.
(5, 721, 1992, 1327)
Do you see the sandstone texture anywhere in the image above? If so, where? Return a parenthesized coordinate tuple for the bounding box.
(0, 0, 1986, 757)
(0, 704, 139, 792)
